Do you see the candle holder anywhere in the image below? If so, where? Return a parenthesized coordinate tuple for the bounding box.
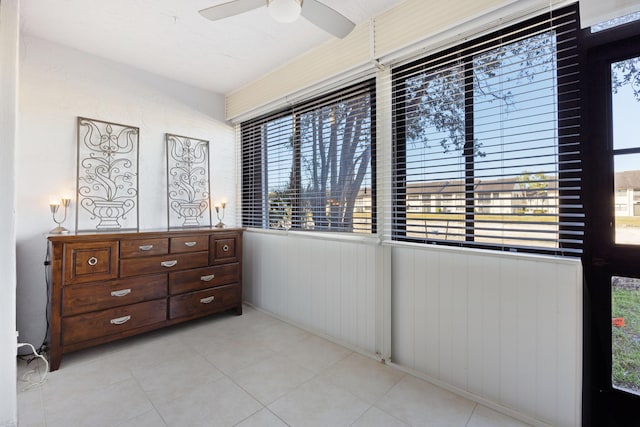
(215, 202, 226, 228)
(50, 198, 71, 234)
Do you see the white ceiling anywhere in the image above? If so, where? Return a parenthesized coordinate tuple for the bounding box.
(20, 0, 405, 95)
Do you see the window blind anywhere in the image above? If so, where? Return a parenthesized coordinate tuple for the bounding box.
(391, 4, 583, 255)
(241, 80, 376, 234)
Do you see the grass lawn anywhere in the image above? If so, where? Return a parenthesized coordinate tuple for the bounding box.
(612, 285, 640, 394)
(616, 216, 640, 227)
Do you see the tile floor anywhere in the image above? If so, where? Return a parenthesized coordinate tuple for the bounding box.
(17, 305, 530, 427)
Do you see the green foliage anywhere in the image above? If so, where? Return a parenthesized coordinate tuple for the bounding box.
(612, 56, 640, 101)
(516, 171, 550, 191)
(268, 187, 292, 230)
(515, 171, 550, 214)
(405, 32, 556, 157)
(612, 285, 640, 394)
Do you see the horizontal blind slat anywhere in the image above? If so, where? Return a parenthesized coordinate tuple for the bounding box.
(241, 79, 376, 234)
(391, 4, 583, 256)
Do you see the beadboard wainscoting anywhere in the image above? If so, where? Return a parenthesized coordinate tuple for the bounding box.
(243, 230, 378, 354)
(391, 244, 582, 427)
(242, 229, 582, 427)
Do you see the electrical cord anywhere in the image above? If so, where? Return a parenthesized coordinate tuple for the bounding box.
(41, 241, 51, 353)
(16, 342, 48, 391)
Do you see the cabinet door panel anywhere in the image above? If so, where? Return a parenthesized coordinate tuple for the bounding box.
(62, 299, 167, 346)
(63, 274, 167, 315)
(210, 232, 241, 265)
(169, 264, 239, 295)
(169, 283, 240, 320)
(170, 235, 209, 254)
(120, 251, 208, 277)
(120, 238, 168, 258)
(64, 241, 118, 284)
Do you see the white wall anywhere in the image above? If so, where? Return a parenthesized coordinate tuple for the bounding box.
(0, 0, 19, 424)
(16, 36, 235, 351)
(391, 245, 582, 427)
(243, 231, 379, 354)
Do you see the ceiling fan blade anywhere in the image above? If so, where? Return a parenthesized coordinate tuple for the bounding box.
(301, 0, 355, 38)
(199, 0, 265, 21)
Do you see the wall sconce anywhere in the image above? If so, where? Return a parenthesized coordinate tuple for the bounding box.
(50, 198, 71, 234)
(214, 202, 226, 228)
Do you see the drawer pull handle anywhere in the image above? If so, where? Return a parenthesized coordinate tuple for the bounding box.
(110, 315, 131, 325)
(87, 257, 98, 266)
(184, 241, 197, 247)
(161, 260, 178, 268)
(111, 289, 132, 297)
(139, 245, 154, 251)
(200, 274, 215, 282)
(200, 296, 215, 304)
(222, 244, 229, 252)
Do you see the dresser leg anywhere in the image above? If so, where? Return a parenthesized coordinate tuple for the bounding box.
(49, 352, 61, 372)
(235, 305, 242, 316)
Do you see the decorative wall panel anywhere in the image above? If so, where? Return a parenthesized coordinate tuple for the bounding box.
(165, 133, 211, 228)
(76, 117, 139, 231)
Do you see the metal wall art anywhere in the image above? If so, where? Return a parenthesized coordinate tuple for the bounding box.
(76, 117, 139, 231)
(165, 133, 212, 228)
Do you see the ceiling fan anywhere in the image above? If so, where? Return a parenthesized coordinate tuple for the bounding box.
(199, 0, 356, 39)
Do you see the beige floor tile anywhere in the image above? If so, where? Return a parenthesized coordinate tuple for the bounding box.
(178, 327, 234, 355)
(321, 353, 405, 404)
(114, 409, 168, 427)
(202, 334, 276, 375)
(43, 356, 133, 401)
(231, 354, 316, 405)
(156, 376, 262, 427)
(253, 321, 311, 354)
(285, 335, 352, 373)
(467, 405, 532, 427)
(17, 306, 530, 427)
(16, 387, 45, 427)
(176, 312, 247, 342)
(268, 376, 369, 427)
(226, 306, 282, 333)
(376, 375, 476, 426)
(107, 334, 192, 380)
(135, 353, 224, 406)
(351, 406, 409, 427)
(44, 378, 153, 427)
(234, 408, 289, 427)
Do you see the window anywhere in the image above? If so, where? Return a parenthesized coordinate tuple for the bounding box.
(392, 5, 583, 255)
(590, 11, 640, 33)
(242, 80, 376, 234)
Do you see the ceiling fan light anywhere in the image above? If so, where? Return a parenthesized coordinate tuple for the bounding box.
(268, 0, 302, 23)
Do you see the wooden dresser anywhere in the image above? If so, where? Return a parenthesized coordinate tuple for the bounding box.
(47, 228, 243, 371)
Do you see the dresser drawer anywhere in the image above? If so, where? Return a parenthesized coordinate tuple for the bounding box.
(64, 241, 119, 284)
(169, 283, 240, 320)
(120, 238, 168, 258)
(63, 274, 168, 316)
(62, 299, 167, 346)
(210, 232, 241, 265)
(170, 235, 209, 254)
(169, 263, 240, 295)
(120, 251, 208, 277)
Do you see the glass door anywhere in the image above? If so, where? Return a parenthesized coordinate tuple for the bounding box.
(585, 29, 640, 426)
